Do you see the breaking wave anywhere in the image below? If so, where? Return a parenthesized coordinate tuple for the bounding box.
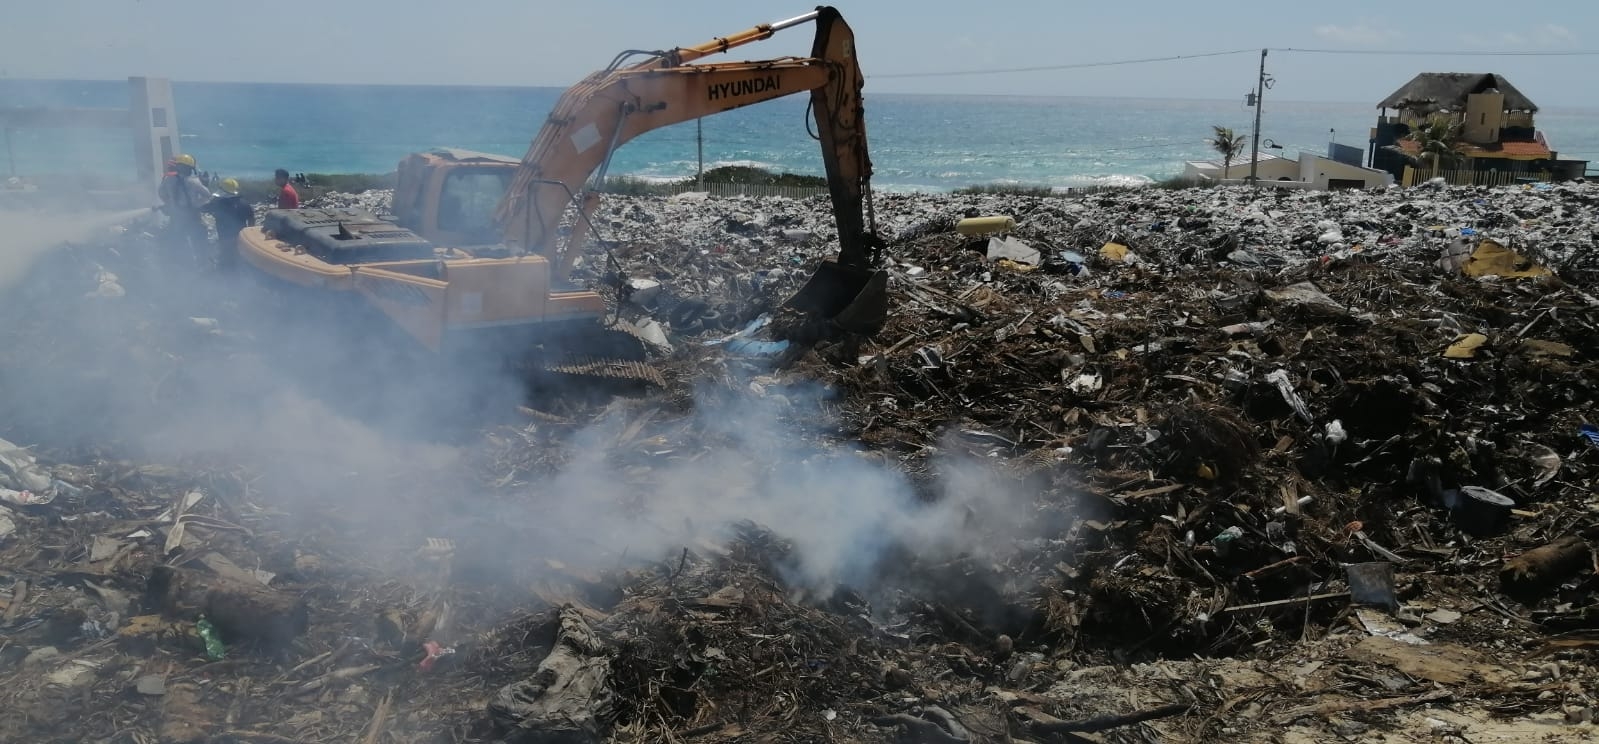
(1063, 173, 1157, 189)
(706, 159, 783, 171)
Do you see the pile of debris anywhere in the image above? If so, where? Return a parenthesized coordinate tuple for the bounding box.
(1, 182, 1597, 743)
(283, 187, 391, 216)
(585, 182, 1599, 317)
(502, 180, 1599, 740)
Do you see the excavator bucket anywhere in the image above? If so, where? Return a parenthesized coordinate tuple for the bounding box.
(783, 261, 889, 336)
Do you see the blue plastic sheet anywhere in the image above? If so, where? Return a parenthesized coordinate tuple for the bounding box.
(702, 313, 788, 356)
(725, 338, 791, 356)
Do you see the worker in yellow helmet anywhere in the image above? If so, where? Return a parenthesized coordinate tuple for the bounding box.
(202, 177, 255, 272)
(157, 153, 213, 262)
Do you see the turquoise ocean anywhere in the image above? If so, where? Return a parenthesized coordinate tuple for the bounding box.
(4, 80, 1597, 191)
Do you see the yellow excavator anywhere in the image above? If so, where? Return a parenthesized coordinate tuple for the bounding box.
(237, 6, 887, 384)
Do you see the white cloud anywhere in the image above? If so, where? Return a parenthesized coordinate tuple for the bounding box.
(1313, 24, 1401, 46)
(1541, 23, 1574, 41)
(947, 35, 996, 66)
(1462, 23, 1576, 49)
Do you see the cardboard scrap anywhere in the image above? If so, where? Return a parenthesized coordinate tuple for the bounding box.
(1444, 333, 1488, 359)
(1462, 239, 1550, 279)
(1099, 242, 1130, 262)
(1266, 282, 1344, 312)
(1520, 339, 1574, 359)
(1345, 636, 1512, 686)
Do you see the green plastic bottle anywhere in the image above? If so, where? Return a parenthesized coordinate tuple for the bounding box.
(196, 615, 225, 661)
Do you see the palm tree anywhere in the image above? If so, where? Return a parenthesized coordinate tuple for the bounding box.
(1387, 118, 1464, 172)
(1207, 126, 1246, 179)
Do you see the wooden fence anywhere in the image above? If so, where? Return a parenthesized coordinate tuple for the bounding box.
(1402, 166, 1552, 188)
(602, 178, 831, 200)
(662, 181, 831, 200)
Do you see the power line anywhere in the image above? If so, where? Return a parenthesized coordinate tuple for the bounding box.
(872, 49, 1257, 79)
(875, 47, 1599, 79)
(1273, 47, 1599, 57)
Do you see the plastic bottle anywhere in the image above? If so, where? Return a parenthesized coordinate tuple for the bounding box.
(196, 616, 225, 660)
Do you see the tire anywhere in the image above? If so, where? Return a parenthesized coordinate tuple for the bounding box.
(669, 299, 709, 329)
(694, 309, 723, 332)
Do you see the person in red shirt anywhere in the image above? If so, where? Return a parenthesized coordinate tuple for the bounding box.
(274, 168, 300, 209)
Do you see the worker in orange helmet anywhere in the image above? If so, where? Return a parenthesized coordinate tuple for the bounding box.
(157, 154, 213, 262)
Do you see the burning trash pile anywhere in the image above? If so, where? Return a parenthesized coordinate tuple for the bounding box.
(1, 181, 1598, 743)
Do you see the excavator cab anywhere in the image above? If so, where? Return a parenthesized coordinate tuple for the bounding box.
(395, 149, 520, 247)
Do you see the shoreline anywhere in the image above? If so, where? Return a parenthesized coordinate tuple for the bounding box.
(6, 168, 1163, 203)
(14, 77, 1599, 113)
(2, 76, 1438, 108)
(226, 167, 1179, 205)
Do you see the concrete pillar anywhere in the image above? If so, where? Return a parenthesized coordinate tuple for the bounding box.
(127, 76, 179, 186)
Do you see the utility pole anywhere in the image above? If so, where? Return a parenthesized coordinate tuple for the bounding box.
(696, 118, 705, 191)
(1248, 48, 1267, 188)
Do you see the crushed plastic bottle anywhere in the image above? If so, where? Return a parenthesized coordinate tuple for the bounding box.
(1211, 526, 1245, 556)
(0, 488, 51, 506)
(196, 616, 225, 661)
(1324, 420, 1348, 445)
(1580, 424, 1599, 448)
(419, 640, 456, 672)
(1220, 320, 1274, 337)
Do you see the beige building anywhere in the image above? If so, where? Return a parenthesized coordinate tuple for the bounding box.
(1369, 72, 1588, 182)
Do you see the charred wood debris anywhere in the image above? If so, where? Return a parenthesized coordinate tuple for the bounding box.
(2, 181, 1599, 743)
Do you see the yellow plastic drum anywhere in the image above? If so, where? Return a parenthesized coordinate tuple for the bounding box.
(955, 215, 1016, 235)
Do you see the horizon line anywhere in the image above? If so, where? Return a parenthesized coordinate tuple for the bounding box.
(0, 75, 1447, 109)
(5, 76, 1595, 112)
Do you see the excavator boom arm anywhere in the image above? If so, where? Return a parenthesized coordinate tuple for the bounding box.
(496, 6, 875, 276)
(666, 9, 823, 67)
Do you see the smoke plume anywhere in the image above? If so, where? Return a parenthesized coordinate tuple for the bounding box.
(0, 207, 149, 291)
(0, 209, 1048, 614)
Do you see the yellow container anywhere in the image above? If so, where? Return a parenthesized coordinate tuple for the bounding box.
(955, 215, 1016, 235)
(1100, 242, 1130, 262)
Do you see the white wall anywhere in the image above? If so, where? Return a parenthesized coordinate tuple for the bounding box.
(1213, 179, 1315, 190)
(1185, 157, 1298, 181)
(1246, 158, 1301, 181)
(1298, 155, 1394, 189)
(1184, 154, 1393, 190)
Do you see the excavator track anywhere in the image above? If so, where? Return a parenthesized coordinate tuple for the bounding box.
(527, 321, 667, 394)
(543, 356, 667, 388)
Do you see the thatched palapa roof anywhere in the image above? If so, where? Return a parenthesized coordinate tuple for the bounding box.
(1377, 73, 1538, 112)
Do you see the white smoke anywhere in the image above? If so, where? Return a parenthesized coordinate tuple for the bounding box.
(0, 206, 1048, 617)
(496, 380, 1045, 599)
(0, 207, 151, 292)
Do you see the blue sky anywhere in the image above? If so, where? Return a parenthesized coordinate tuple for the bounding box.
(3, 0, 1592, 106)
